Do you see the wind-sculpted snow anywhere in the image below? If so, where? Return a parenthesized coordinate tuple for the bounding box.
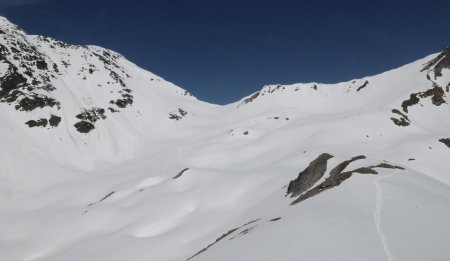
(1, 16, 450, 261)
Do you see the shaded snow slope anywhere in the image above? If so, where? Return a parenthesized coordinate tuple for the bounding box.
(1, 16, 450, 261)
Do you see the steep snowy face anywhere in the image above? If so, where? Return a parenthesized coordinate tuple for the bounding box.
(0, 16, 198, 129)
(0, 16, 215, 165)
(0, 17, 61, 116)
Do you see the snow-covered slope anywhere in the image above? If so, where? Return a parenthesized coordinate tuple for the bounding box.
(1, 16, 450, 261)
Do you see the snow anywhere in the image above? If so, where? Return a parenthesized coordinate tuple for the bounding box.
(1, 16, 450, 261)
(374, 172, 397, 261)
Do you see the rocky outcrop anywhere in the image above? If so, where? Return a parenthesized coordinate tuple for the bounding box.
(187, 219, 260, 260)
(173, 168, 189, 179)
(289, 154, 404, 205)
(439, 138, 450, 148)
(421, 45, 450, 78)
(356, 80, 369, 92)
(169, 108, 188, 121)
(74, 108, 107, 133)
(287, 153, 334, 198)
(74, 121, 95, 133)
(390, 109, 410, 126)
(0, 17, 140, 134)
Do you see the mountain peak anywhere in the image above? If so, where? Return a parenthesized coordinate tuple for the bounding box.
(1, 15, 450, 261)
(0, 16, 201, 164)
(0, 16, 24, 33)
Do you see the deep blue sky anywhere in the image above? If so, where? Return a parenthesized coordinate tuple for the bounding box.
(1, 0, 450, 104)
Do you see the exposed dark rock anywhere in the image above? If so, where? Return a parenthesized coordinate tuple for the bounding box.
(352, 167, 378, 174)
(187, 219, 260, 260)
(371, 163, 405, 170)
(439, 138, 450, 148)
(173, 168, 189, 179)
(290, 155, 404, 205)
(88, 191, 115, 206)
(419, 85, 446, 106)
(48, 115, 61, 127)
(287, 153, 334, 198)
(269, 217, 281, 222)
(241, 92, 259, 105)
(74, 121, 95, 133)
(421, 45, 450, 78)
(0, 66, 27, 102)
(25, 118, 48, 128)
(391, 117, 410, 127)
(390, 111, 410, 126)
(75, 108, 106, 123)
(329, 155, 366, 175)
(183, 90, 192, 96)
(110, 96, 133, 108)
(52, 63, 59, 73)
(0, 40, 61, 114)
(401, 93, 420, 113)
(243, 131, 249, 135)
(169, 113, 182, 121)
(236, 225, 256, 236)
(109, 71, 126, 87)
(178, 108, 187, 116)
(400, 85, 446, 113)
(98, 191, 115, 202)
(392, 109, 410, 121)
(291, 155, 369, 205)
(187, 227, 239, 260)
(35, 60, 47, 70)
(16, 95, 59, 111)
(169, 108, 188, 121)
(73, 108, 106, 133)
(356, 80, 369, 92)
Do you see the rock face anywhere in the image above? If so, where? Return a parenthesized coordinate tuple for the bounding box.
(288, 154, 405, 205)
(169, 108, 188, 121)
(390, 47, 449, 127)
(0, 16, 193, 134)
(400, 84, 446, 113)
(286, 153, 334, 198)
(356, 80, 369, 92)
(439, 138, 450, 148)
(390, 109, 410, 126)
(421, 45, 450, 78)
(74, 108, 107, 133)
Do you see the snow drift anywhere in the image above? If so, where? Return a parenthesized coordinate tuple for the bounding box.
(1, 16, 450, 261)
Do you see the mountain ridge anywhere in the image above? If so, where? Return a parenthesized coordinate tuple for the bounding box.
(1, 16, 450, 261)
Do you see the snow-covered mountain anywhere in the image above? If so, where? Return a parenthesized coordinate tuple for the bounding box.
(1, 16, 450, 261)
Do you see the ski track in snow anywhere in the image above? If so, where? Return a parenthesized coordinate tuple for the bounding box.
(374, 171, 398, 261)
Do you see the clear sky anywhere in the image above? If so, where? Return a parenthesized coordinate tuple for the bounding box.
(1, 0, 450, 104)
